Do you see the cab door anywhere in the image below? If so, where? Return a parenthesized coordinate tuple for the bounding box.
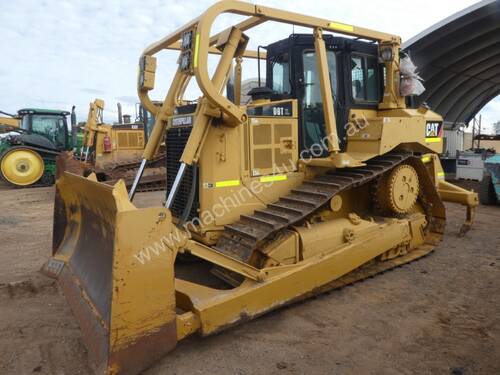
(298, 48, 340, 156)
(267, 35, 345, 157)
(266, 35, 383, 158)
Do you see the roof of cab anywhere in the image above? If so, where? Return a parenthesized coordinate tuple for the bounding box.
(17, 108, 70, 116)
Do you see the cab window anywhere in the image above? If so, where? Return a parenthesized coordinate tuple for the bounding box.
(21, 115, 30, 131)
(54, 118, 67, 148)
(146, 113, 155, 138)
(271, 54, 291, 95)
(351, 54, 379, 102)
(32, 115, 57, 137)
(32, 115, 66, 148)
(301, 50, 337, 152)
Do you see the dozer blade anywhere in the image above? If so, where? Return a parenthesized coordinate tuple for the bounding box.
(55, 151, 84, 179)
(46, 172, 178, 374)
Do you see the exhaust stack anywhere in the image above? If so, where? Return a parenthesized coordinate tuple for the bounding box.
(117, 103, 123, 124)
(71, 105, 77, 148)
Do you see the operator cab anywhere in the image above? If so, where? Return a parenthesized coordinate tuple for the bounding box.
(165, 35, 384, 220)
(18, 109, 70, 150)
(263, 34, 382, 155)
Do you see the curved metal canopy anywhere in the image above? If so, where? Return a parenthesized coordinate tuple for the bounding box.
(403, 0, 500, 127)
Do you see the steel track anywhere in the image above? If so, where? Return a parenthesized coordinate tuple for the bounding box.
(215, 153, 414, 261)
(103, 153, 167, 192)
(212, 152, 444, 286)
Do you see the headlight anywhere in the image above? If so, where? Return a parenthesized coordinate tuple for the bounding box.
(380, 47, 393, 62)
(181, 31, 193, 50)
(179, 51, 192, 71)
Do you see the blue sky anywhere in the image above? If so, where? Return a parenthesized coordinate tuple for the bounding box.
(1, 0, 498, 132)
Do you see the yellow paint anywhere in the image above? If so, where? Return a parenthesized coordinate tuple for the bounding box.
(193, 33, 200, 68)
(438, 172, 445, 179)
(259, 175, 287, 183)
(0, 116, 20, 128)
(421, 156, 431, 163)
(176, 312, 201, 341)
(215, 179, 240, 188)
(0, 148, 44, 186)
(79, 99, 146, 172)
(328, 22, 354, 32)
(425, 137, 441, 143)
(51, 2, 484, 373)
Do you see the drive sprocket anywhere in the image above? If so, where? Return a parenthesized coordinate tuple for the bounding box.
(375, 164, 419, 215)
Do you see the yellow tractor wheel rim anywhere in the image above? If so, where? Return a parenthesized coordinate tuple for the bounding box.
(0, 148, 45, 186)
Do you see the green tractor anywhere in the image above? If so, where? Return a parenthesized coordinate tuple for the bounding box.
(0, 107, 80, 187)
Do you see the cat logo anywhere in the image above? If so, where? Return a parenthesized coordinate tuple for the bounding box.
(425, 121, 442, 138)
(171, 115, 193, 127)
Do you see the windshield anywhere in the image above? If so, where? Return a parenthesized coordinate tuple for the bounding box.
(32, 115, 67, 148)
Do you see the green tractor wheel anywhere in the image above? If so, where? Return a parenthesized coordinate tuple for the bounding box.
(0, 147, 45, 187)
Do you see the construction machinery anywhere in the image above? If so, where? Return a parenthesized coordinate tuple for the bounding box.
(0, 107, 78, 186)
(44, 2, 479, 374)
(78, 99, 149, 171)
(57, 99, 167, 191)
(0, 111, 20, 132)
(480, 154, 500, 205)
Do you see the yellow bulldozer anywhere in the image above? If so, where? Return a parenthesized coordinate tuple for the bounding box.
(57, 99, 166, 191)
(79, 99, 146, 173)
(44, 2, 479, 374)
(0, 111, 20, 132)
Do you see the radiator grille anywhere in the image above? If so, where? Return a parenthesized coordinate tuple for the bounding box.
(166, 126, 199, 221)
(116, 131, 143, 149)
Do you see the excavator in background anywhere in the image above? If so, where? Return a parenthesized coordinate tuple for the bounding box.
(44, 2, 479, 374)
(57, 99, 166, 191)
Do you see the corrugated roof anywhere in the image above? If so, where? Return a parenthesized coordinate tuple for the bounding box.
(403, 0, 500, 127)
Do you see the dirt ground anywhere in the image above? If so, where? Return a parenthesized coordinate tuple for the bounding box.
(0, 180, 499, 375)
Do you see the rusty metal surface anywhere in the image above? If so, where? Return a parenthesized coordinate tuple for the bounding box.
(104, 152, 166, 178)
(58, 265, 109, 372)
(109, 322, 177, 375)
(215, 153, 413, 262)
(52, 173, 178, 374)
(56, 151, 167, 192)
(68, 204, 114, 323)
(106, 172, 166, 192)
(52, 185, 67, 256)
(55, 151, 82, 179)
(103, 154, 167, 192)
